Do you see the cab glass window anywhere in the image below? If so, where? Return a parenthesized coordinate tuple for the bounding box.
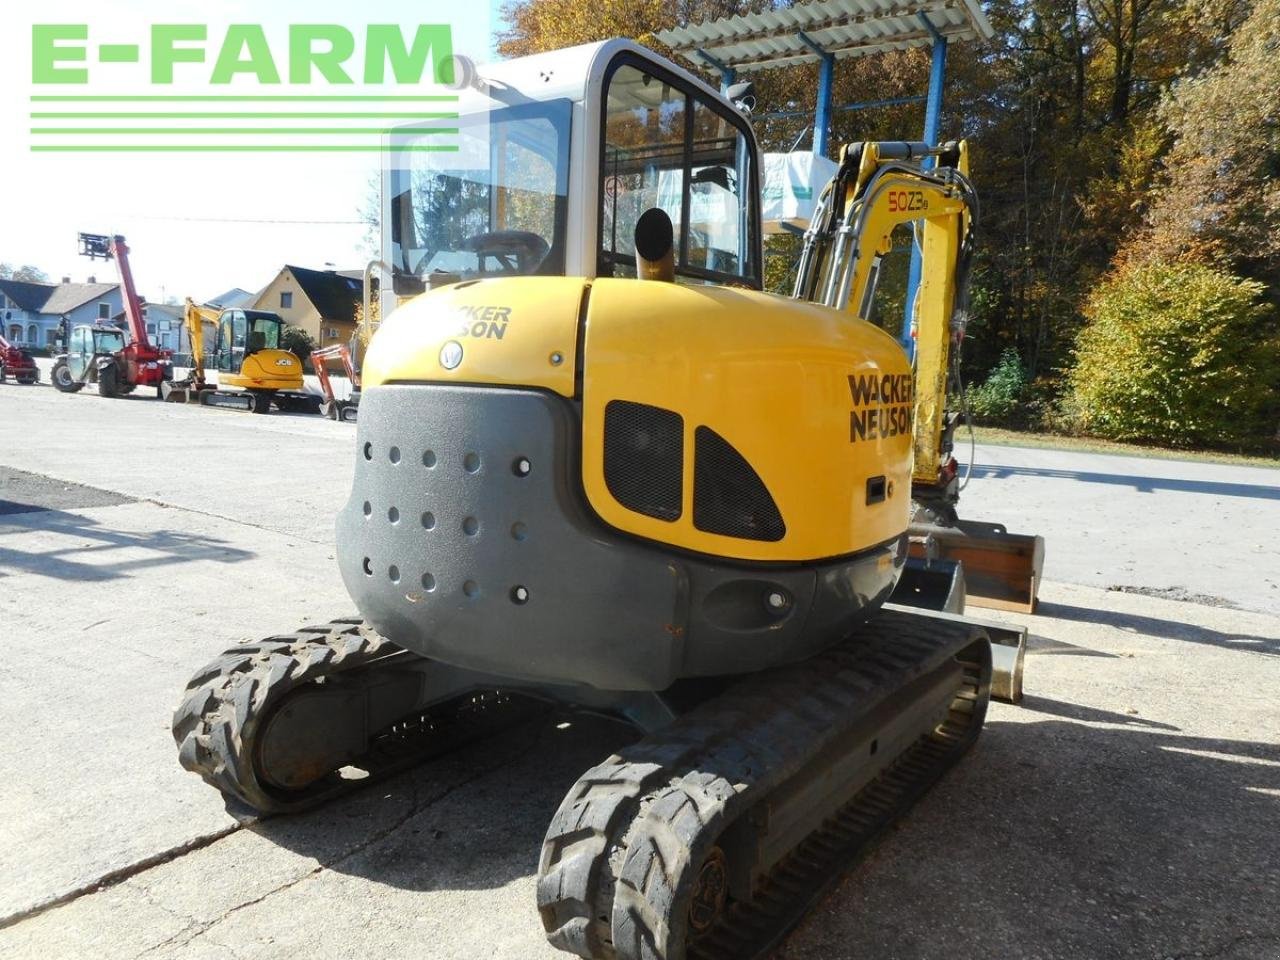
(390, 99, 572, 291)
(601, 65, 686, 266)
(599, 59, 758, 286)
(685, 99, 747, 276)
(247, 315, 280, 351)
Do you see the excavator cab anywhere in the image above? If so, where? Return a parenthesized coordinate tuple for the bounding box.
(215, 309, 283, 376)
(383, 45, 759, 301)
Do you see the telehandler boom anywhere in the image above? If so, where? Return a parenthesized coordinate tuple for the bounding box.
(51, 234, 173, 397)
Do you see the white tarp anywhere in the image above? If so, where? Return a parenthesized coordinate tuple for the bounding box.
(761, 152, 839, 233)
(655, 168, 741, 253)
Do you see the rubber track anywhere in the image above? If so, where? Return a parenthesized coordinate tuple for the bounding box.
(172, 618, 399, 813)
(539, 609, 989, 960)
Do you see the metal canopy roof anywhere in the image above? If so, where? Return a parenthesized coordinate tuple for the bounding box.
(655, 0, 994, 75)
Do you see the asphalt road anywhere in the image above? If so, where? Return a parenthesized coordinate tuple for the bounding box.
(958, 441, 1280, 613)
(1, 381, 1277, 960)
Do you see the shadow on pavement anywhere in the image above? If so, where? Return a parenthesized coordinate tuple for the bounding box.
(779, 713, 1280, 959)
(248, 693, 1280, 959)
(252, 709, 638, 894)
(1038, 600, 1280, 656)
(1018, 694, 1181, 730)
(970, 463, 1280, 500)
(0, 509, 255, 581)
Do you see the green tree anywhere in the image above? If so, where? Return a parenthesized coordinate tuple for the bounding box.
(280, 325, 316, 363)
(1070, 261, 1279, 446)
(0, 264, 50, 282)
(966, 347, 1029, 424)
(1125, 0, 1280, 287)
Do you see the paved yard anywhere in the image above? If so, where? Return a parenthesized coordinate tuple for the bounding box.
(1, 381, 1277, 959)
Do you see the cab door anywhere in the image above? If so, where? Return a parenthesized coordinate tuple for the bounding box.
(67, 326, 91, 380)
(217, 311, 247, 375)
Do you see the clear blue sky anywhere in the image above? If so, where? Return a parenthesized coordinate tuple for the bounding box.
(0, 1, 501, 302)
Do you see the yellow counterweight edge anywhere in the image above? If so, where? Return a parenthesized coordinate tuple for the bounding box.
(361, 276, 585, 398)
(580, 279, 914, 563)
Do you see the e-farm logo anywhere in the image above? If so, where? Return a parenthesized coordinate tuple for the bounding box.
(28, 23, 462, 153)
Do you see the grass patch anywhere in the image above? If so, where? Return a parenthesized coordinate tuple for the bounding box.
(968, 425, 1280, 468)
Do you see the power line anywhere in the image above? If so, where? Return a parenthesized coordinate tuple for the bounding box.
(136, 216, 371, 225)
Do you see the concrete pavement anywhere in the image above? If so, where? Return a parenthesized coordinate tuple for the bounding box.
(1, 381, 1277, 959)
(962, 441, 1280, 613)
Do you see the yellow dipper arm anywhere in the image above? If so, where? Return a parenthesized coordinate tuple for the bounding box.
(182, 299, 222, 388)
(796, 141, 974, 490)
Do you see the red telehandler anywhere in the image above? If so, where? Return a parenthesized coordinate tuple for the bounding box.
(51, 234, 173, 398)
(0, 334, 40, 384)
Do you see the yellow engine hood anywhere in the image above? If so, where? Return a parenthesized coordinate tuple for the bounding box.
(360, 275, 914, 564)
(227, 349, 304, 391)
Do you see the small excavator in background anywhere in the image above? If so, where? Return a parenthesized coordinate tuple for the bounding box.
(51, 233, 173, 398)
(162, 299, 319, 414)
(174, 39, 1042, 960)
(308, 342, 360, 421)
(0, 333, 39, 384)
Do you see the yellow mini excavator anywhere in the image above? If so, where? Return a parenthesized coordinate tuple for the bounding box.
(173, 40, 1038, 960)
(162, 299, 319, 413)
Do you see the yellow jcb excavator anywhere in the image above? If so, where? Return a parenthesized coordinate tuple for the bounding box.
(172, 39, 1039, 960)
(162, 299, 320, 414)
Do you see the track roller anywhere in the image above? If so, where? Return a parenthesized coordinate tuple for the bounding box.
(172, 618, 546, 815)
(539, 608, 992, 960)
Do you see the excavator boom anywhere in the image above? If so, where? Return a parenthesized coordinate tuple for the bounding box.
(794, 140, 1044, 612)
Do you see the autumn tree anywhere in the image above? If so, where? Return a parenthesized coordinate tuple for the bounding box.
(1124, 0, 1280, 288)
(1070, 261, 1280, 446)
(0, 264, 49, 282)
(496, 0, 1280, 444)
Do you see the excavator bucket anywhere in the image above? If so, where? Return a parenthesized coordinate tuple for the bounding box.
(883, 598, 1026, 703)
(887, 563, 1028, 704)
(160, 380, 192, 403)
(909, 520, 1045, 614)
(890, 555, 967, 614)
(160, 380, 211, 404)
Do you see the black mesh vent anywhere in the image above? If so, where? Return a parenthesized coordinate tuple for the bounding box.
(604, 400, 683, 521)
(693, 427, 785, 542)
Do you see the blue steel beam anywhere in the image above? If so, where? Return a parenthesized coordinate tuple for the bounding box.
(695, 47, 736, 93)
(902, 13, 949, 351)
(797, 31, 835, 158)
(918, 13, 948, 159)
(753, 95, 927, 121)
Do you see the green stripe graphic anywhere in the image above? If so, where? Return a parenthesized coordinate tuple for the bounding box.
(31, 112, 458, 119)
(30, 144, 461, 153)
(30, 95, 459, 102)
(32, 127, 458, 135)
